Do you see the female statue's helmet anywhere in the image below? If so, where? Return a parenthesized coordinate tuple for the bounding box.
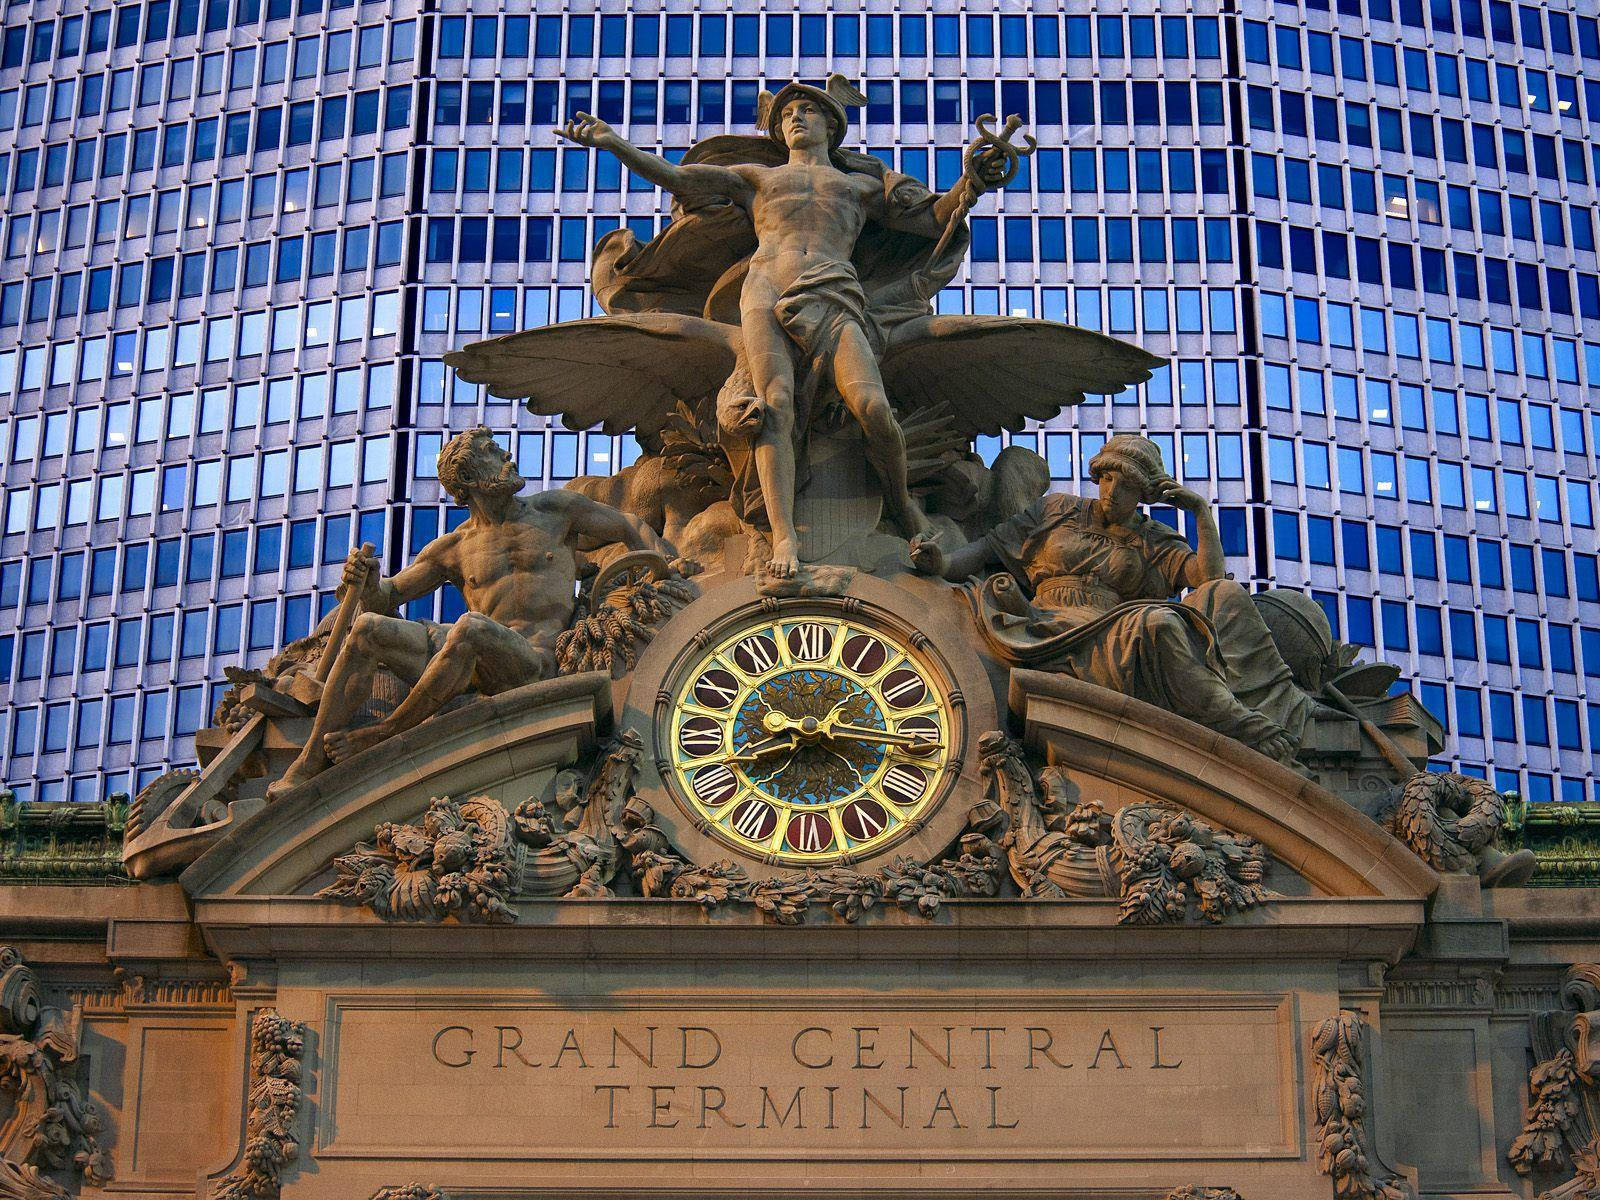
(1088, 433, 1175, 503)
(756, 74, 867, 150)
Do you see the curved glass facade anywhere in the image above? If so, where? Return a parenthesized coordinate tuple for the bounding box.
(0, 0, 1596, 806)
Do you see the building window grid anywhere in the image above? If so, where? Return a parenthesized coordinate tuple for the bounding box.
(2, 5, 1600, 801)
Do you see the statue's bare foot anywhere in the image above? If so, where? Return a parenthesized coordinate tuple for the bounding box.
(325, 722, 393, 763)
(265, 759, 321, 801)
(765, 534, 801, 579)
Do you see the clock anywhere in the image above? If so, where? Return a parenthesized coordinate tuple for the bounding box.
(665, 610, 956, 865)
(625, 578, 996, 879)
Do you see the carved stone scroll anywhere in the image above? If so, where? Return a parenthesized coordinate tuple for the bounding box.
(0, 947, 111, 1200)
(216, 1010, 308, 1200)
(1510, 964, 1600, 1198)
(1311, 1011, 1414, 1200)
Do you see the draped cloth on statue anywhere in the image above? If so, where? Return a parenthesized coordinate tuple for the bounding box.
(964, 493, 1313, 757)
(589, 134, 971, 529)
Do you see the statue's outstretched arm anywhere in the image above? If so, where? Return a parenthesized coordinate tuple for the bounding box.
(544, 488, 672, 558)
(556, 113, 751, 205)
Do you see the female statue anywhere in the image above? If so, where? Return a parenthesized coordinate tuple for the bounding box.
(910, 434, 1313, 762)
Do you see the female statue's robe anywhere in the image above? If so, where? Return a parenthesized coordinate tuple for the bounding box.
(970, 493, 1314, 759)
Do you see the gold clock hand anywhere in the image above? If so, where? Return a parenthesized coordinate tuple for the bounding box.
(825, 723, 942, 755)
(723, 735, 799, 766)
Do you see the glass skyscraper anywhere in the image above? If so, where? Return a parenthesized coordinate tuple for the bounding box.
(1, 0, 1596, 808)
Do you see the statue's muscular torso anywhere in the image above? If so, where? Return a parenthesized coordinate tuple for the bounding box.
(736, 161, 880, 298)
(419, 496, 579, 642)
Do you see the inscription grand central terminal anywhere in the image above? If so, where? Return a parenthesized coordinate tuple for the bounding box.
(428, 1021, 1185, 1133)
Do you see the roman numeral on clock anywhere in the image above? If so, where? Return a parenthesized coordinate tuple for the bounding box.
(786, 621, 832, 661)
(880, 668, 928, 708)
(728, 798, 777, 841)
(785, 811, 835, 854)
(690, 763, 739, 805)
(677, 717, 722, 757)
(880, 764, 928, 804)
(732, 633, 778, 675)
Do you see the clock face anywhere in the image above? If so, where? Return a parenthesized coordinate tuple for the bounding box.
(664, 610, 957, 866)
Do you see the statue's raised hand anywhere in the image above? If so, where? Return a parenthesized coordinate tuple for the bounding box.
(908, 533, 947, 577)
(555, 112, 613, 148)
(1154, 478, 1208, 513)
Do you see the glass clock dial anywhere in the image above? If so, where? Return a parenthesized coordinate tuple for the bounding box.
(665, 612, 955, 865)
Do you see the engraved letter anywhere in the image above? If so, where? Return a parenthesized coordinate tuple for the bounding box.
(969, 1026, 1005, 1069)
(986, 1086, 1020, 1129)
(1089, 1029, 1130, 1070)
(1151, 1026, 1183, 1070)
(793, 1026, 834, 1069)
(680, 1026, 722, 1069)
(611, 1026, 657, 1069)
(432, 1025, 475, 1068)
(860, 1086, 908, 1129)
(648, 1085, 678, 1128)
(496, 1025, 539, 1068)
(1026, 1027, 1072, 1069)
(552, 1028, 591, 1069)
(908, 1026, 954, 1070)
(854, 1026, 883, 1070)
(594, 1083, 630, 1129)
(698, 1085, 747, 1129)
(924, 1087, 964, 1129)
(758, 1086, 806, 1129)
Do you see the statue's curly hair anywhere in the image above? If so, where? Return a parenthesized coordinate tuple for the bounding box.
(436, 426, 499, 503)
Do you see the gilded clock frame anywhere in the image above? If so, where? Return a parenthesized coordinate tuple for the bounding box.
(620, 575, 1000, 882)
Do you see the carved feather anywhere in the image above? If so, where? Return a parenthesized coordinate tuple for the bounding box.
(880, 315, 1164, 438)
(443, 313, 739, 448)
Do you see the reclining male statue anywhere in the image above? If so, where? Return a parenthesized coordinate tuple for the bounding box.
(267, 426, 668, 798)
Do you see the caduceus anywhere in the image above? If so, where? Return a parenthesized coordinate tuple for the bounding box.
(931, 112, 1039, 262)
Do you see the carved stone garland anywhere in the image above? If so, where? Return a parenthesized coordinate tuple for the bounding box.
(369, 1188, 452, 1200)
(1166, 1189, 1245, 1200)
(318, 729, 1006, 925)
(317, 732, 644, 922)
(977, 732, 1274, 924)
(216, 1010, 309, 1200)
(1509, 964, 1600, 1199)
(0, 946, 111, 1200)
(1310, 1012, 1414, 1200)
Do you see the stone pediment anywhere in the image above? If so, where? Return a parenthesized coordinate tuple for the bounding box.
(1008, 668, 1438, 904)
(179, 673, 612, 901)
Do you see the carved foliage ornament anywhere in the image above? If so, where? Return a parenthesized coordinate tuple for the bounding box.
(1166, 1190, 1245, 1200)
(1510, 964, 1600, 1199)
(369, 1188, 452, 1200)
(1311, 1012, 1414, 1200)
(317, 733, 644, 922)
(976, 732, 1274, 925)
(0, 947, 111, 1200)
(217, 1010, 309, 1200)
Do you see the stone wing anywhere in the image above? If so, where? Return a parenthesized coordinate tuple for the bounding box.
(878, 315, 1165, 438)
(444, 313, 740, 445)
